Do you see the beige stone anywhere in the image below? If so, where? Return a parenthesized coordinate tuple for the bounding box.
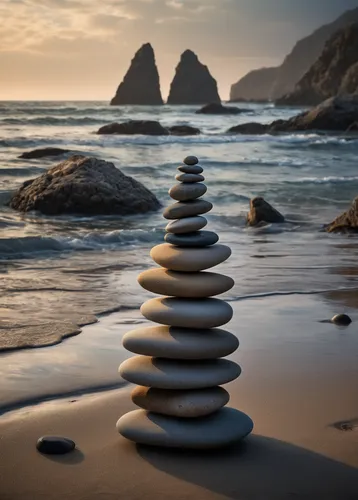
(116, 407, 254, 448)
(122, 325, 239, 359)
(140, 297, 233, 328)
(138, 268, 234, 297)
(165, 216, 207, 234)
(150, 243, 231, 272)
(131, 386, 230, 417)
(119, 356, 241, 389)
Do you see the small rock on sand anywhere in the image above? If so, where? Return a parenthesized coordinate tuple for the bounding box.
(36, 436, 76, 455)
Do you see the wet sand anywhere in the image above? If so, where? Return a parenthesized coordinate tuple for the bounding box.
(0, 293, 358, 499)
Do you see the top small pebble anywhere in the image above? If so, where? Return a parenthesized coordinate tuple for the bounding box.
(184, 156, 199, 166)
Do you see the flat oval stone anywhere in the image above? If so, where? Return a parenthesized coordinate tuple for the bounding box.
(122, 325, 239, 359)
(138, 269, 234, 297)
(165, 231, 218, 247)
(131, 386, 230, 417)
(36, 436, 75, 455)
(140, 297, 233, 328)
(169, 183, 207, 202)
(184, 155, 199, 165)
(116, 407, 253, 448)
(163, 200, 212, 220)
(175, 173, 205, 183)
(166, 216, 207, 234)
(119, 356, 241, 389)
(177, 164, 204, 174)
(150, 243, 231, 271)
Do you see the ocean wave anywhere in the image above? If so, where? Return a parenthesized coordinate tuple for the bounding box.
(0, 116, 108, 126)
(287, 176, 358, 185)
(0, 229, 164, 259)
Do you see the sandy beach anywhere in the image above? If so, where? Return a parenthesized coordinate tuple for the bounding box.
(1, 295, 358, 500)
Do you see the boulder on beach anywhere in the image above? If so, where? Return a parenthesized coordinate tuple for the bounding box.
(195, 103, 247, 115)
(167, 50, 221, 105)
(9, 155, 161, 215)
(19, 147, 70, 159)
(110, 43, 163, 105)
(228, 96, 358, 134)
(325, 197, 358, 233)
(247, 197, 285, 226)
(169, 125, 200, 136)
(97, 120, 169, 136)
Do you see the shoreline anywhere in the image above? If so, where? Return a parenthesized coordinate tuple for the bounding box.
(1, 290, 358, 416)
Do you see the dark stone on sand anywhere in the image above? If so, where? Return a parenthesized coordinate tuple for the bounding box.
(9, 155, 160, 215)
(36, 436, 75, 455)
(19, 147, 70, 159)
(165, 230, 219, 247)
(110, 43, 163, 105)
(167, 50, 221, 105)
(247, 197, 285, 226)
(97, 120, 169, 136)
(195, 103, 247, 115)
(331, 314, 352, 326)
(325, 196, 358, 233)
(169, 125, 200, 136)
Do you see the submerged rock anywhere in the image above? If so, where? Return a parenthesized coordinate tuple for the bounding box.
(169, 125, 200, 136)
(325, 196, 358, 233)
(9, 155, 161, 215)
(227, 122, 269, 135)
(19, 147, 70, 159)
(167, 50, 221, 105)
(110, 43, 163, 105)
(37, 436, 76, 455)
(247, 197, 285, 226)
(97, 120, 169, 135)
(195, 103, 246, 115)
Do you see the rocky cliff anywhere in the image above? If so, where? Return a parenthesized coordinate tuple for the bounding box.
(278, 23, 358, 106)
(230, 7, 358, 102)
(230, 67, 278, 102)
(167, 50, 221, 105)
(110, 43, 163, 105)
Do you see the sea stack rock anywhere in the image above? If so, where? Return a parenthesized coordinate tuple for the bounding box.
(110, 43, 163, 105)
(116, 155, 253, 449)
(167, 50, 221, 105)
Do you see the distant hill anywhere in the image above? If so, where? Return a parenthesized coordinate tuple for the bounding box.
(230, 7, 358, 102)
(277, 23, 358, 106)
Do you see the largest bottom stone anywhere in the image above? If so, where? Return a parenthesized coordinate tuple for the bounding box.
(116, 407, 253, 448)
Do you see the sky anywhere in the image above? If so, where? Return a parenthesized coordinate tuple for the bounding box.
(1, 0, 358, 101)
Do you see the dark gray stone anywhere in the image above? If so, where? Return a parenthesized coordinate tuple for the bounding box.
(184, 156, 198, 165)
(175, 173, 205, 183)
(247, 197, 285, 226)
(331, 314, 352, 326)
(36, 436, 75, 455)
(177, 164, 203, 174)
(165, 230, 219, 247)
(19, 148, 69, 159)
(97, 120, 168, 136)
(169, 183, 207, 202)
(163, 199, 213, 219)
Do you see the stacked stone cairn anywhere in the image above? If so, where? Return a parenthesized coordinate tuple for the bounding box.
(116, 155, 253, 448)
